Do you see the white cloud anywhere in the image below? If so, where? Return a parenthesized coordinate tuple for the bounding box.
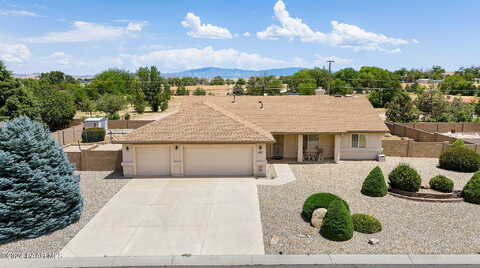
(27, 21, 145, 43)
(48, 51, 73, 65)
(181, 12, 233, 39)
(0, 10, 40, 17)
(243, 32, 251, 37)
(0, 42, 31, 63)
(257, 0, 416, 53)
(120, 46, 289, 72)
(126, 21, 148, 31)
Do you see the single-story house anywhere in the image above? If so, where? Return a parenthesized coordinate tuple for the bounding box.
(113, 96, 388, 177)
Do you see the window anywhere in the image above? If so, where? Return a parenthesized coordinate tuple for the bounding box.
(352, 134, 366, 148)
(303, 135, 319, 151)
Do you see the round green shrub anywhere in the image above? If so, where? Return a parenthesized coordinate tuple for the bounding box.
(320, 199, 354, 241)
(107, 113, 120, 120)
(0, 116, 83, 243)
(81, 128, 106, 143)
(462, 172, 480, 204)
(352, 214, 382, 234)
(388, 163, 421, 192)
(439, 146, 480, 172)
(302, 192, 350, 221)
(429, 175, 454, 193)
(361, 166, 388, 197)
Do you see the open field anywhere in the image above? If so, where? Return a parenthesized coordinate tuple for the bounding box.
(259, 157, 480, 254)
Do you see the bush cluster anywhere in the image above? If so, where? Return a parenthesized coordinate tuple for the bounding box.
(462, 172, 480, 204)
(81, 128, 106, 143)
(429, 175, 454, 193)
(361, 166, 388, 197)
(439, 146, 480, 172)
(352, 214, 382, 234)
(388, 163, 422, 192)
(302, 193, 349, 221)
(319, 199, 354, 241)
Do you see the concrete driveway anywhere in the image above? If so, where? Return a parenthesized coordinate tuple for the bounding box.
(61, 178, 264, 257)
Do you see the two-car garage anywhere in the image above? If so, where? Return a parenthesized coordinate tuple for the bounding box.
(132, 144, 255, 177)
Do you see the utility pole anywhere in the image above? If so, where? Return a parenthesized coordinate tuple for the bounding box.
(327, 60, 335, 94)
(327, 60, 335, 74)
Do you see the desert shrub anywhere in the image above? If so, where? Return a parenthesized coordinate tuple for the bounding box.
(81, 128, 106, 143)
(462, 172, 480, 204)
(439, 146, 480, 172)
(361, 166, 388, 197)
(429, 175, 454, 193)
(352, 214, 382, 234)
(320, 199, 354, 241)
(452, 139, 465, 147)
(160, 101, 168, 111)
(302, 192, 350, 221)
(388, 163, 421, 192)
(0, 116, 83, 243)
(107, 113, 120, 120)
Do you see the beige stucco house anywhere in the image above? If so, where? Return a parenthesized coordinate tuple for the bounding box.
(113, 96, 388, 177)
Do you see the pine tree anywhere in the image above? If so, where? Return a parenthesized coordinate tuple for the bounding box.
(0, 117, 83, 243)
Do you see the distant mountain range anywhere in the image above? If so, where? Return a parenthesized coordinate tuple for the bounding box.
(13, 67, 305, 80)
(162, 67, 305, 78)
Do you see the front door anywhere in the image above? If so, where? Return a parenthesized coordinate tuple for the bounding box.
(272, 135, 284, 159)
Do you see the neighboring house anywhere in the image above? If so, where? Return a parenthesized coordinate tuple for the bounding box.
(113, 96, 388, 177)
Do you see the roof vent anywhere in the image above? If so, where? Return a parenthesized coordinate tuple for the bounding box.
(258, 101, 264, 109)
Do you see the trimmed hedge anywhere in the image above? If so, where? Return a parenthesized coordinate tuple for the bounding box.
(320, 199, 354, 241)
(388, 163, 421, 192)
(429, 175, 454, 193)
(462, 172, 480, 204)
(81, 128, 106, 143)
(361, 166, 388, 197)
(352, 214, 382, 234)
(302, 192, 350, 221)
(439, 146, 480, 173)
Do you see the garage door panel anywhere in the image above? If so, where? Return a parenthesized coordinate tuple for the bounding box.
(136, 147, 170, 176)
(184, 146, 253, 176)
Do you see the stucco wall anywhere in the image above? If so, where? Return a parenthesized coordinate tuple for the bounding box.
(340, 133, 383, 160)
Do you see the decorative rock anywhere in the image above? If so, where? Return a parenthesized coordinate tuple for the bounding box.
(368, 238, 380, 245)
(310, 208, 328, 228)
(270, 235, 280, 245)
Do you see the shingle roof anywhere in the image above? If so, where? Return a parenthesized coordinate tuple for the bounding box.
(206, 95, 389, 134)
(114, 95, 388, 144)
(113, 99, 275, 144)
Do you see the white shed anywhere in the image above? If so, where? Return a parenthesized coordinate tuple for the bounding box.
(84, 117, 108, 130)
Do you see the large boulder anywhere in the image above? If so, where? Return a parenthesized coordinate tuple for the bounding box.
(310, 208, 327, 228)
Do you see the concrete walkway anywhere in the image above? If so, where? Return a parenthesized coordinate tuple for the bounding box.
(61, 178, 264, 257)
(256, 164, 296, 186)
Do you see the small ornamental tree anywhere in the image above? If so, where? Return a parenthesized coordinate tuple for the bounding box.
(0, 117, 83, 243)
(361, 166, 388, 197)
(320, 199, 354, 241)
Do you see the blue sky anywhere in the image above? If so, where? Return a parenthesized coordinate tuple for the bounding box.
(1, 0, 479, 75)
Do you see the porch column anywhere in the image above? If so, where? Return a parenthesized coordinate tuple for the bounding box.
(297, 134, 303, 162)
(334, 134, 341, 163)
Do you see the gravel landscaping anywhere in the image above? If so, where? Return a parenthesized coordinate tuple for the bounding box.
(258, 157, 480, 254)
(0, 171, 129, 257)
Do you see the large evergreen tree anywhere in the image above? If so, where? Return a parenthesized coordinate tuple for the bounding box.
(0, 117, 83, 243)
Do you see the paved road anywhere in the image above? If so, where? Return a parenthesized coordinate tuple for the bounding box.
(61, 178, 264, 257)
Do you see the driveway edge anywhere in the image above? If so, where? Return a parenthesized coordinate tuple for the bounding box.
(3, 254, 480, 267)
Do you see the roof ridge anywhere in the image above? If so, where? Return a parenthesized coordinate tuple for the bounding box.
(203, 101, 274, 142)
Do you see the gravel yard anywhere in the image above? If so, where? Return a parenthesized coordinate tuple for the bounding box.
(259, 157, 480, 254)
(0, 172, 129, 257)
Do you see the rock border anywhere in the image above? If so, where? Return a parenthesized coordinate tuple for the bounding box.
(389, 188, 463, 203)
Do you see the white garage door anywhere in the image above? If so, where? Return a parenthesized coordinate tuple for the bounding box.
(135, 146, 170, 176)
(184, 145, 253, 176)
